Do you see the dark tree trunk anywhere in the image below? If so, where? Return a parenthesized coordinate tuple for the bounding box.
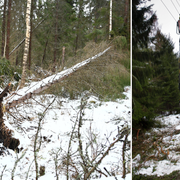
(75, 0, 83, 53)
(53, 0, 59, 72)
(75, 34, 78, 53)
(15, 51, 19, 66)
(5, 0, 11, 60)
(124, 0, 129, 24)
(42, 33, 50, 66)
(124, 0, 130, 40)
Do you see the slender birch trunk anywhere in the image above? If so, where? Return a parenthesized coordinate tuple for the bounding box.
(109, 0, 112, 39)
(62, 46, 65, 67)
(19, 0, 31, 88)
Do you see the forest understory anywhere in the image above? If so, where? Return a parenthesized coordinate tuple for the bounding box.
(0, 40, 131, 180)
(132, 115, 180, 180)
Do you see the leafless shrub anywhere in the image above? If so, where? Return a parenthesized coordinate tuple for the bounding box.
(34, 97, 56, 180)
(0, 165, 6, 180)
(60, 96, 130, 180)
(11, 149, 27, 180)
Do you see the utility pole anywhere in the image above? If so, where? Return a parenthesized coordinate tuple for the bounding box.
(109, 0, 112, 39)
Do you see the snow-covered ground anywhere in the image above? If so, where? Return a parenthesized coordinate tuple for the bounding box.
(0, 86, 131, 180)
(133, 114, 180, 177)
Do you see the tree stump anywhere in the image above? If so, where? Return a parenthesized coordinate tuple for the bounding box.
(0, 83, 20, 152)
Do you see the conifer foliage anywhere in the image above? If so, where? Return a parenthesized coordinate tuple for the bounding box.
(132, 0, 180, 130)
(0, 0, 129, 69)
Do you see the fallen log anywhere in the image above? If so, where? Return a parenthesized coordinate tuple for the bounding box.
(5, 47, 111, 110)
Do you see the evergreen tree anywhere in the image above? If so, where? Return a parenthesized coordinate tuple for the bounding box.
(132, 0, 156, 49)
(153, 30, 179, 113)
(0, 0, 130, 75)
(87, 0, 109, 41)
(132, 0, 157, 129)
(133, 50, 158, 129)
(133, 1, 180, 130)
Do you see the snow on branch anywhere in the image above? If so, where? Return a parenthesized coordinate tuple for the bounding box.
(5, 47, 111, 109)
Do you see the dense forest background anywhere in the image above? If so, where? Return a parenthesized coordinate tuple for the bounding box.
(132, 0, 180, 130)
(0, 0, 130, 87)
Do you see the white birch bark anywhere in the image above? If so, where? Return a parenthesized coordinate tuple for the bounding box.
(109, 0, 112, 39)
(19, 0, 31, 88)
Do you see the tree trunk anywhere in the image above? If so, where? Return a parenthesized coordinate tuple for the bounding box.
(109, 0, 112, 39)
(124, 0, 130, 40)
(53, 22, 57, 72)
(75, 0, 83, 53)
(19, 0, 32, 88)
(53, 0, 58, 72)
(124, 0, 129, 25)
(62, 46, 65, 67)
(28, 25, 32, 71)
(42, 30, 50, 66)
(5, 0, 11, 60)
(1, 0, 7, 57)
(15, 51, 19, 66)
(28, 1, 33, 71)
(75, 34, 79, 53)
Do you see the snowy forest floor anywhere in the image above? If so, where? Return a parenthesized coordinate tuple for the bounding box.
(132, 114, 180, 179)
(0, 39, 130, 180)
(0, 86, 131, 180)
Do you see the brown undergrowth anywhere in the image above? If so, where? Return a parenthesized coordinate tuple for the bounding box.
(132, 126, 179, 173)
(42, 39, 130, 100)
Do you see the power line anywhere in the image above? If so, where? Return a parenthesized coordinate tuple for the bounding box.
(176, 0, 180, 9)
(160, 0, 176, 22)
(171, 0, 179, 14)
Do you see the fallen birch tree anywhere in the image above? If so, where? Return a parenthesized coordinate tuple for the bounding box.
(5, 46, 111, 110)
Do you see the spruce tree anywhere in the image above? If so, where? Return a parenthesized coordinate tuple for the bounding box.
(133, 1, 180, 130)
(132, 0, 157, 129)
(132, 0, 156, 49)
(153, 30, 180, 114)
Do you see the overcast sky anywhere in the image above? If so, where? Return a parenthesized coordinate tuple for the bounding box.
(145, 0, 180, 54)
